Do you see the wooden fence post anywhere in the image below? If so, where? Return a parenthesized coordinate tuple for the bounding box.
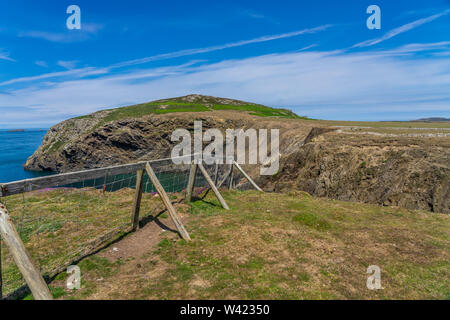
(131, 169, 145, 231)
(0, 233, 2, 299)
(145, 163, 191, 241)
(216, 163, 233, 189)
(229, 164, 234, 190)
(0, 202, 52, 300)
(186, 161, 197, 202)
(232, 161, 263, 192)
(213, 162, 219, 186)
(197, 163, 230, 210)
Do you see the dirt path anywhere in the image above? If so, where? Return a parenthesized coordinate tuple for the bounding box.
(98, 207, 190, 262)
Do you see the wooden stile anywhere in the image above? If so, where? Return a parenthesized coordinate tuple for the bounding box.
(232, 161, 263, 192)
(186, 161, 197, 202)
(0, 202, 52, 300)
(197, 163, 230, 210)
(131, 169, 145, 231)
(145, 163, 191, 241)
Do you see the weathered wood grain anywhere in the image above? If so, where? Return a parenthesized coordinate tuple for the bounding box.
(198, 163, 230, 210)
(131, 170, 145, 231)
(229, 164, 234, 190)
(186, 162, 197, 202)
(0, 162, 147, 197)
(0, 233, 2, 299)
(0, 154, 218, 197)
(233, 161, 263, 192)
(0, 202, 53, 300)
(145, 163, 191, 241)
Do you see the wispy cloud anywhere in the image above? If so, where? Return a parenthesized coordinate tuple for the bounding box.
(57, 60, 79, 70)
(0, 67, 108, 86)
(1, 25, 331, 86)
(112, 24, 332, 68)
(18, 23, 104, 43)
(0, 49, 15, 62)
(80, 23, 104, 34)
(35, 61, 48, 68)
(353, 9, 450, 48)
(1, 42, 449, 126)
(237, 9, 279, 24)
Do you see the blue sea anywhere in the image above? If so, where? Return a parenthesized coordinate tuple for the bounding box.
(0, 129, 54, 183)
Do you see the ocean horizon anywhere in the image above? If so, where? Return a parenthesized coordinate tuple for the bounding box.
(0, 128, 54, 183)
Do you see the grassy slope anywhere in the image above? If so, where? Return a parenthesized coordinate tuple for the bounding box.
(24, 190, 449, 300)
(318, 120, 450, 129)
(1, 187, 181, 296)
(78, 98, 303, 129)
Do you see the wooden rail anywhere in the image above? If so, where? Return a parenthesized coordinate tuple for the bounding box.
(0, 154, 222, 197)
(0, 162, 147, 197)
(0, 155, 260, 299)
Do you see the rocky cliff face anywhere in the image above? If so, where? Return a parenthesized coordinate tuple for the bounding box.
(25, 112, 310, 173)
(260, 131, 449, 213)
(25, 95, 449, 213)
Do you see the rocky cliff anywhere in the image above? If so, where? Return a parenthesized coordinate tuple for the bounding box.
(25, 95, 449, 213)
(259, 131, 449, 213)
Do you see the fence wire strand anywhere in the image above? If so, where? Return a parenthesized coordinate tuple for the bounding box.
(0, 159, 232, 298)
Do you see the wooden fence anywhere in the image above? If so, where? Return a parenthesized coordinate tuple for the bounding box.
(0, 155, 262, 300)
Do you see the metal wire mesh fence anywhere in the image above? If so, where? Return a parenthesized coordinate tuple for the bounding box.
(0, 156, 234, 299)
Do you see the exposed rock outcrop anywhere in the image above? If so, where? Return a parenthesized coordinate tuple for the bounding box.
(25, 95, 449, 213)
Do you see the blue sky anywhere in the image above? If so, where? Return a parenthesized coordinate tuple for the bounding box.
(0, 0, 449, 128)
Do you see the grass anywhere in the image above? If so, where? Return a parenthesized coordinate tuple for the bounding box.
(27, 189, 450, 300)
(72, 99, 305, 132)
(210, 104, 302, 119)
(95, 102, 302, 128)
(319, 120, 450, 129)
(0, 186, 183, 297)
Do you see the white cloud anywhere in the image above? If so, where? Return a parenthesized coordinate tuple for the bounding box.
(111, 24, 332, 68)
(35, 61, 49, 68)
(1, 42, 449, 126)
(19, 31, 77, 43)
(57, 60, 79, 70)
(2, 25, 331, 87)
(0, 67, 109, 86)
(353, 9, 450, 48)
(18, 23, 104, 43)
(81, 23, 104, 34)
(0, 49, 15, 62)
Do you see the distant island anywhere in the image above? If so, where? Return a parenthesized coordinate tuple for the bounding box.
(412, 117, 450, 122)
(7, 129, 25, 132)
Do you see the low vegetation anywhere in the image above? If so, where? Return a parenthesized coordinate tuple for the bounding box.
(6, 189, 447, 300)
(78, 97, 303, 131)
(1, 187, 180, 297)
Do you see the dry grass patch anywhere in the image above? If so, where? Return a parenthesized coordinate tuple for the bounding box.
(39, 189, 450, 300)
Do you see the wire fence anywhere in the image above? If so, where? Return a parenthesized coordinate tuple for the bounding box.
(0, 157, 234, 299)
